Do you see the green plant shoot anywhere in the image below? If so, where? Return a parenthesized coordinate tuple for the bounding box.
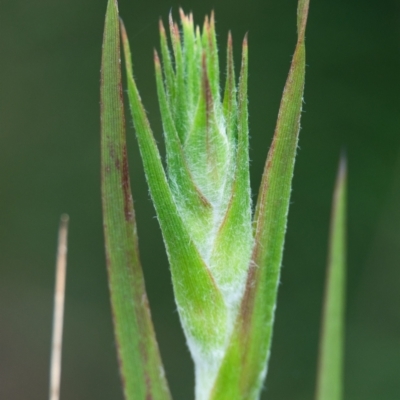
(101, 0, 309, 398)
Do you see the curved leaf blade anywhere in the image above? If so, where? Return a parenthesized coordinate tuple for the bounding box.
(100, 1, 171, 399)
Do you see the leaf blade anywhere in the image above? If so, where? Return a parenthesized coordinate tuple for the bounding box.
(100, 1, 171, 399)
(315, 155, 347, 400)
(210, 1, 310, 398)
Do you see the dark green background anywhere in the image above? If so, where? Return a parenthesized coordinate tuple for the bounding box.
(1, 0, 399, 398)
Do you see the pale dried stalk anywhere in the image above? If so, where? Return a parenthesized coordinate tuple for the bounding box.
(49, 215, 69, 400)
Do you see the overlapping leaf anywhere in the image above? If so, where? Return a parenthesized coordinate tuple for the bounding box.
(210, 1, 310, 398)
(120, 19, 228, 350)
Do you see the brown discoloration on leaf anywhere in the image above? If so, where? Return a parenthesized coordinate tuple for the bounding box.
(241, 121, 277, 332)
(203, 15, 209, 34)
(121, 145, 133, 221)
(159, 18, 166, 36)
(252, 131, 276, 234)
(224, 32, 234, 108)
(207, 12, 217, 61)
(153, 49, 162, 70)
(102, 4, 171, 399)
(169, 13, 181, 44)
(297, 0, 310, 39)
(146, 376, 154, 400)
(242, 32, 248, 48)
(210, 10, 215, 29)
(178, 8, 186, 24)
(239, 259, 258, 335)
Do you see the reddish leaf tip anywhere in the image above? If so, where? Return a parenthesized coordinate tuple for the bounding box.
(227, 31, 233, 46)
(159, 18, 166, 35)
(203, 15, 209, 33)
(119, 17, 127, 39)
(168, 11, 174, 33)
(173, 22, 180, 40)
(243, 32, 248, 48)
(154, 49, 161, 66)
(210, 10, 215, 27)
(179, 7, 185, 22)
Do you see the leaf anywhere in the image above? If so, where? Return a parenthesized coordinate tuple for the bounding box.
(315, 155, 347, 400)
(210, 1, 310, 398)
(201, 12, 220, 104)
(120, 18, 227, 350)
(168, 14, 187, 142)
(154, 49, 213, 248)
(158, 19, 175, 103)
(100, 1, 171, 399)
(208, 36, 253, 307)
(179, 9, 198, 113)
(222, 32, 238, 145)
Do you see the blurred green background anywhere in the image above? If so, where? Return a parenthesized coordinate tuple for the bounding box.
(1, 0, 399, 399)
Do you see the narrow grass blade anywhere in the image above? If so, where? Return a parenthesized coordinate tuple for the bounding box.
(49, 215, 69, 400)
(222, 32, 238, 144)
(315, 155, 347, 400)
(168, 14, 187, 142)
(159, 19, 175, 103)
(210, 1, 310, 398)
(100, 1, 171, 399)
(120, 19, 227, 349)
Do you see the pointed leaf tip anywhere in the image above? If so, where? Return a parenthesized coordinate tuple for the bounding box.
(210, 1, 309, 397)
(179, 7, 186, 22)
(315, 154, 347, 400)
(243, 32, 248, 47)
(227, 31, 232, 47)
(159, 18, 165, 34)
(210, 10, 215, 26)
(154, 49, 160, 65)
